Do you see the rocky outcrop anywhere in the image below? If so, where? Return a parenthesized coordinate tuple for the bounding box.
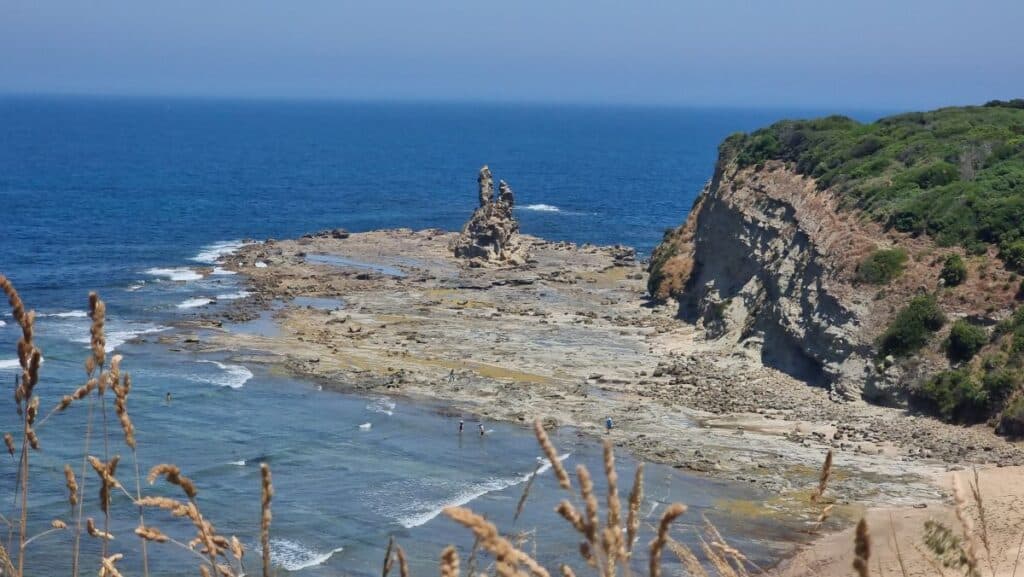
(452, 166, 528, 266)
(650, 154, 1018, 403)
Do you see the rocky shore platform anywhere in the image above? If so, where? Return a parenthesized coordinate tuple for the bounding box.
(169, 226, 1024, 544)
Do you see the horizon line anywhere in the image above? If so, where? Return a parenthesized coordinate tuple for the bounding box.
(0, 90, 909, 114)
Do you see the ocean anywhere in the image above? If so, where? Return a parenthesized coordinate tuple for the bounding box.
(0, 97, 882, 575)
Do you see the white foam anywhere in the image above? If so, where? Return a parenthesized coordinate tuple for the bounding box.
(267, 539, 344, 572)
(177, 297, 214, 309)
(0, 357, 44, 371)
(145, 267, 203, 282)
(41, 310, 88, 318)
(211, 267, 237, 276)
(65, 324, 167, 352)
(126, 282, 146, 292)
(216, 290, 250, 300)
(196, 360, 253, 389)
(521, 204, 560, 212)
(359, 422, 372, 431)
(254, 261, 268, 268)
(0, 320, 6, 327)
(397, 453, 571, 528)
(229, 460, 246, 467)
(192, 240, 250, 264)
(366, 397, 395, 416)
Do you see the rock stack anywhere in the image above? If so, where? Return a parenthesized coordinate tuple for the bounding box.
(452, 166, 528, 266)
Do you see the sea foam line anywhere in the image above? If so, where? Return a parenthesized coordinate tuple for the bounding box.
(145, 267, 203, 282)
(195, 360, 253, 389)
(177, 297, 214, 309)
(192, 240, 251, 264)
(40, 310, 88, 318)
(266, 538, 344, 572)
(521, 204, 560, 212)
(216, 290, 250, 300)
(397, 453, 570, 528)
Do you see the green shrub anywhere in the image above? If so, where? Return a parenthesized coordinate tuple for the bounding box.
(856, 248, 908, 285)
(939, 254, 967, 286)
(727, 105, 1024, 270)
(914, 368, 988, 423)
(998, 396, 1024, 437)
(878, 295, 946, 358)
(1002, 240, 1024, 272)
(945, 320, 987, 362)
(982, 369, 1019, 406)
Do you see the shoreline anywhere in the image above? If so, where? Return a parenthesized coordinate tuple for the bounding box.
(173, 227, 1024, 570)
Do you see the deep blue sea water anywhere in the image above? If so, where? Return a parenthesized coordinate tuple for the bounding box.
(0, 97, 884, 575)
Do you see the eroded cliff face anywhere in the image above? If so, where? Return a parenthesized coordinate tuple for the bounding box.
(651, 158, 1018, 402)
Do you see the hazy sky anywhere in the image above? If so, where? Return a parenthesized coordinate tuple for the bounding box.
(2, 0, 1021, 108)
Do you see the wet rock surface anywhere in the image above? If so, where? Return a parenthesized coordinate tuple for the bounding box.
(183, 227, 1024, 518)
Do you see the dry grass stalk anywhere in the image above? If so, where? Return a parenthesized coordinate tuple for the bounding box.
(853, 518, 870, 577)
(625, 464, 643, 556)
(64, 464, 79, 507)
(534, 420, 571, 490)
(99, 553, 125, 577)
(3, 433, 14, 457)
(557, 500, 586, 534)
(577, 466, 600, 555)
(441, 545, 460, 577)
(887, 513, 909, 577)
(648, 503, 687, 577)
(383, 536, 396, 577)
(699, 539, 738, 577)
(666, 537, 709, 577)
(968, 469, 994, 575)
(88, 291, 106, 368)
(811, 450, 833, 503)
(148, 463, 198, 499)
(261, 463, 274, 577)
(396, 544, 410, 577)
(515, 461, 543, 523)
(559, 564, 577, 577)
(89, 455, 122, 513)
(602, 441, 624, 562)
(87, 517, 114, 541)
(135, 525, 170, 543)
(952, 476, 981, 577)
(445, 506, 550, 577)
(52, 519, 68, 529)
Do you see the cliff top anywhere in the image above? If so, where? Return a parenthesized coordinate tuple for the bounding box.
(724, 99, 1024, 269)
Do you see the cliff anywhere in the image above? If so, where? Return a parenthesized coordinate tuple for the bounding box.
(650, 102, 1024, 415)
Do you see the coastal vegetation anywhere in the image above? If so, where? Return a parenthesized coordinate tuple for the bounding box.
(728, 101, 1024, 267)
(877, 295, 946, 359)
(855, 248, 908, 285)
(939, 254, 968, 286)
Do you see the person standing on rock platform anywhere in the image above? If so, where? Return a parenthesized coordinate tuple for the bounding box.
(479, 423, 485, 436)
(459, 419, 464, 433)
(605, 416, 613, 434)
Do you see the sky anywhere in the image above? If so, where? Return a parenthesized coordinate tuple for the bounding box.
(2, 0, 1022, 109)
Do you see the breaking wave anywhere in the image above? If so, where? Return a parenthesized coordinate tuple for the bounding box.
(177, 297, 214, 309)
(366, 397, 395, 416)
(395, 453, 570, 528)
(192, 240, 250, 264)
(41, 310, 88, 318)
(194, 360, 253, 389)
(145, 267, 203, 282)
(216, 290, 250, 300)
(267, 539, 344, 571)
(521, 204, 560, 212)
